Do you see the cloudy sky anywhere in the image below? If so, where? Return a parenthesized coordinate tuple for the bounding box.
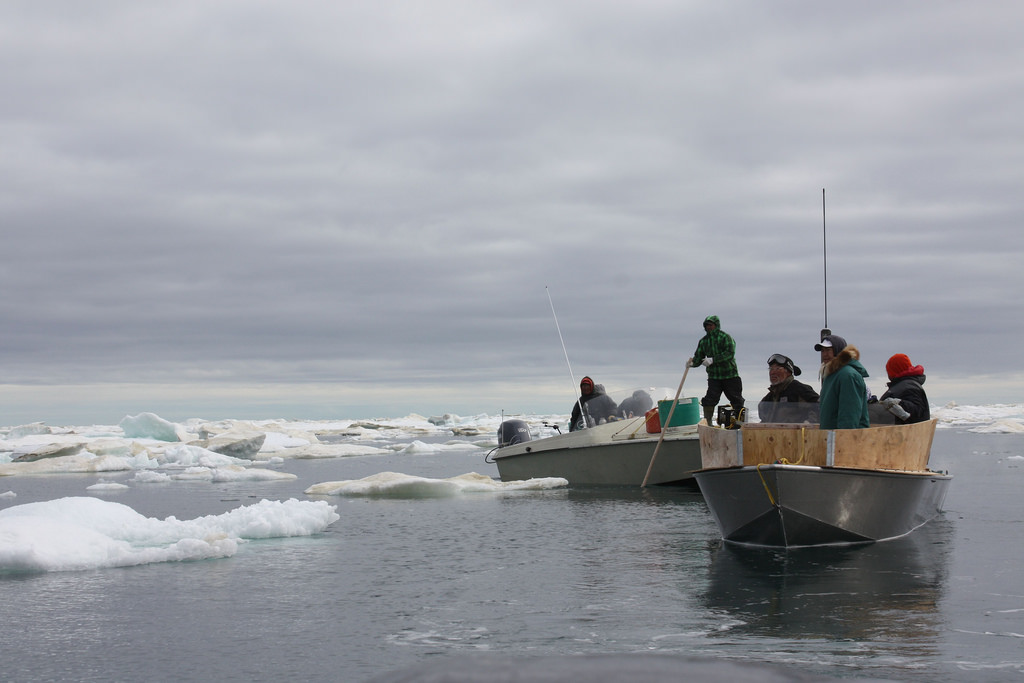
(2, 1, 1022, 425)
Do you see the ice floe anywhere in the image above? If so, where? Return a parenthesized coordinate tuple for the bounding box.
(0, 496, 339, 572)
(304, 471, 567, 498)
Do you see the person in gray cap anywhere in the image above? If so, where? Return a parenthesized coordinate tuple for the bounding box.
(814, 334, 847, 366)
(815, 332, 876, 401)
(817, 339, 870, 429)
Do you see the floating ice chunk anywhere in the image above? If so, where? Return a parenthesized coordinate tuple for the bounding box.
(395, 440, 443, 454)
(440, 440, 485, 451)
(0, 516, 236, 572)
(0, 491, 15, 499)
(304, 471, 568, 498)
(6, 423, 53, 439)
(171, 467, 215, 481)
(84, 438, 138, 458)
(0, 454, 134, 476)
(259, 432, 314, 453)
(132, 471, 172, 483)
(208, 465, 296, 482)
(208, 498, 340, 538)
(119, 412, 184, 442)
(428, 413, 462, 426)
(934, 403, 1024, 427)
(12, 441, 85, 462)
(162, 465, 296, 482)
(968, 419, 1024, 434)
(392, 440, 483, 455)
(189, 431, 267, 459)
(86, 481, 130, 491)
(285, 444, 391, 459)
(0, 496, 339, 572)
(159, 444, 247, 468)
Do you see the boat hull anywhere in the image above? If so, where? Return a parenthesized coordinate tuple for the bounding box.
(694, 464, 951, 547)
(492, 417, 701, 486)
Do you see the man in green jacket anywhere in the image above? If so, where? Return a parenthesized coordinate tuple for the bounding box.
(690, 315, 745, 427)
(819, 343, 870, 429)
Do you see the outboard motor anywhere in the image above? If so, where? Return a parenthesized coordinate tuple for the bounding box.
(716, 405, 735, 427)
(497, 419, 532, 447)
(716, 404, 747, 430)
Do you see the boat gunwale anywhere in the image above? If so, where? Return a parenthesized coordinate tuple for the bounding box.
(694, 462, 952, 477)
(492, 417, 698, 460)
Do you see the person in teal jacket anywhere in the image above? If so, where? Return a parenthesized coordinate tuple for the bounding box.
(819, 344, 870, 429)
(689, 315, 744, 426)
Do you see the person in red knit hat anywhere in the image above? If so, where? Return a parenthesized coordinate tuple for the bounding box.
(878, 353, 930, 424)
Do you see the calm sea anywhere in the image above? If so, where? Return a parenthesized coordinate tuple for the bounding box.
(1, 428, 1021, 682)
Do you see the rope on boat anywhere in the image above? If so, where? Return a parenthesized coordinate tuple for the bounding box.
(756, 426, 810, 507)
(621, 416, 648, 439)
(756, 463, 778, 507)
(776, 427, 807, 466)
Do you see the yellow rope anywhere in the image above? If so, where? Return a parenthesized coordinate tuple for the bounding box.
(618, 414, 653, 440)
(756, 463, 777, 506)
(757, 427, 809, 507)
(776, 427, 807, 466)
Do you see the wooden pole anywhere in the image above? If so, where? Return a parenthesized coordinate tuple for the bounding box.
(641, 363, 691, 487)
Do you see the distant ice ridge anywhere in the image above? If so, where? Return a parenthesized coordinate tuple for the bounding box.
(1, 404, 1021, 478)
(0, 497, 339, 573)
(932, 402, 1024, 432)
(0, 411, 476, 478)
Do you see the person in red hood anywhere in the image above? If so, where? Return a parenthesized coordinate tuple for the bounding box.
(878, 354, 930, 424)
(569, 376, 617, 431)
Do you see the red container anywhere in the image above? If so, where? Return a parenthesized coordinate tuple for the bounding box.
(645, 408, 661, 433)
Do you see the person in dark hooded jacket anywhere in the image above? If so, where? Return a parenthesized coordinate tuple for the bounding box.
(617, 389, 653, 419)
(569, 376, 618, 431)
(879, 354, 930, 424)
(689, 315, 744, 426)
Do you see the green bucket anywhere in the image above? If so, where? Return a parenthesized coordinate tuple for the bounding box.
(658, 397, 700, 427)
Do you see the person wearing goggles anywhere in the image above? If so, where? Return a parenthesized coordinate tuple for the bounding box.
(759, 354, 820, 423)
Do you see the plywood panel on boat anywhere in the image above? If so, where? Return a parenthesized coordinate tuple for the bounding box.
(833, 419, 936, 471)
(698, 419, 938, 471)
(742, 424, 828, 466)
(698, 425, 741, 468)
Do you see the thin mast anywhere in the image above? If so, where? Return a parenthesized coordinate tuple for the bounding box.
(546, 286, 583, 422)
(822, 188, 828, 332)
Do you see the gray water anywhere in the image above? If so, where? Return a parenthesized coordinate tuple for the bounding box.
(1, 429, 1022, 682)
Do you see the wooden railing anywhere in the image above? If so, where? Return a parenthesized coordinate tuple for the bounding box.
(698, 419, 938, 472)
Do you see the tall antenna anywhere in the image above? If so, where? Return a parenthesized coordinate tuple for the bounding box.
(822, 188, 829, 340)
(546, 286, 584, 421)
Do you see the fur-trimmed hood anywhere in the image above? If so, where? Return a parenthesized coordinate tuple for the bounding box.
(821, 345, 868, 379)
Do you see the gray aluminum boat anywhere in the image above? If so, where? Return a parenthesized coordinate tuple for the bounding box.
(489, 414, 703, 487)
(694, 419, 951, 547)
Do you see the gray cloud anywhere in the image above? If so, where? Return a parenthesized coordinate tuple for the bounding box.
(2, 1, 1022, 424)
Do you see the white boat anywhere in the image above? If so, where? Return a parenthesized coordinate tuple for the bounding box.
(693, 417, 951, 547)
(488, 391, 704, 487)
